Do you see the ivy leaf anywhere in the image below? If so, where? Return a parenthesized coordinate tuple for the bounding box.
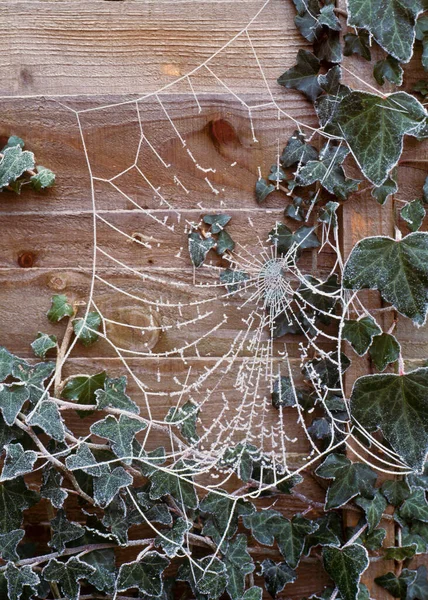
(82, 548, 116, 594)
(95, 376, 139, 414)
(90, 414, 145, 463)
(49, 509, 85, 552)
(0, 478, 39, 533)
(0, 529, 24, 561)
(117, 551, 170, 597)
(319, 201, 339, 228)
(296, 143, 360, 200)
(327, 91, 426, 186)
(243, 509, 282, 546)
(12, 359, 55, 405)
(188, 232, 216, 267)
(260, 559, 296, 598)
(223, 535, 254, 600)
(155, 517, 191, 558)
(293, 0, 322, 42)
(384, 545, 417, 561)
(30, 166, 55, 191)
(276, 514, 319, 568)
(73, 311, 101, 347)
(399, 489, 428, 522)
(200, 492, 254, 542)
(179, 555, 228, 600)
(43, 556, 96, 600)
(0, 384, 29, 426)
(47, 295, 74, 323)
(316, 454, 377, 509)
(401, 199, 426, 232)
(342, 316, 381, 356)
(381, 479, 411, 506)
(1, 443, 37, 482)
(280, 131, 318, 167)
(27, 400, 65, 442)
(304, 513, 342, 554)
(407, 566, 428, 600)
(30, 333, 57, 359)
(255, 178, 275, 204)
(0, 145, 35, 189)
(203, 214, 231, 233)
(271, 376, 295, 408)
(371, 172, 398, 205)
(343, 232, 428, 325)
(41, 467, 68, 509)
(2, 136, 24, 151)
(62, 371, 107, 409)
(318, 4, 341, 30)
(0, 347, 14, 382)
(368, 332, 401, 371)
(269, 223, 320, 255)
(373, 55, 404, 85)
(277, 50, 322, 102)
(216, 229, 235, 255)
(165, 401, 199, 443)
(93, 466, 133, 507)
(354, 491, 387, 532)
(375, 569, 417, 599)
(347, 0, 425, 62)
(4, 562, 39, 600)
(149, 467, 198, 509)
(65, 443, 108, 477)
(220, 269, 249, 293)
(322, 544, 369, 600)
(350, 368, 428, 472)
(343, 30, 372, 60)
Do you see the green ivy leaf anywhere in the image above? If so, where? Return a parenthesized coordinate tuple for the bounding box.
(343, 232, 428, 325)
(260, 559, 296, 598)
(216, 229, 235, 255)
(292, 0, 322, 42)
(1, 443, 37, 482)
(12, 359, 55, 405)
(165, 401, 199, 443)
(372, 172, 398, 205)
(243, 509, 282, 546)
(401, 199, 426, 232)
(223, 534, 254, 600)
(95, 376, 139, 414)
(350, 368, 428, 472)
(149, 467, 198, 509)
(343, 30, 372, 60)
(27, 400, 65, 442)
(0, 347, 14, 382)
(275, 514, 319, 568)
(0, 145, 35, 190)
(399, 489, 428, 522)
(117, 551, 169, 596)
(30, 166, 55, 191)
(30, 332, 57, 359)
(373, 55, 404, 85)
(375, 569, 417, 599)
(4, 562, 39, 600)
(49, 509, 85, 552)
(255, 178, 275, 204)
(322, 544, 369, 600)
(188, 232, 216, 267)
(354, 490, 387, 532)
(43, 556, 96, 600)
(203, 214, 231, 233)
(65, 443, 108, 477)
(90, 414, 145, 463)
(0, 478, 39, 533)
(316, 454, 377, 509)
(296, 143, 360, 200)
(271, 376, 296, 408)
(269, 223, 320, 255)
(47, 295, 74, 323)
(347, 0, 425, 62)
(62, 371, 107, 409)
(277, 50, 322, 102)
(93, 466, 133, 507)
(304, 513, 342, 554)
(319, 201, 339, 228)
(384, 545, 417, 561)
(381, 479, 411, 506)
(82, 548, 116, 594)
(342, 316, 381, 356)
(368, 332, 401, 371)
(220, 269, 249, 293)
(41, 467, 68, 509)
(0, 384, 29, 426)
(155, 517, 191, 558)
(280, 131, 318, 167)
(0, 529, 24, 561)
(326, 92, 426, 186)
(73, 311, 101, 347)
(407, 566, 428, 600)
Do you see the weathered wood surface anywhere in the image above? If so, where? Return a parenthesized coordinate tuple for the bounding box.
(0, 1, 428, 598)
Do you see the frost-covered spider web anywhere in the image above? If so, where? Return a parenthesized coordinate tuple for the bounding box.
(25, 0, 413, 509)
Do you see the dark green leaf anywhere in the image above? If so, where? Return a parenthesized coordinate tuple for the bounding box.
(49, 509, 85, 552)
(12, 359, 55, 405)
(65, 443, 108, 477)
(269, 223, 320, 255)
(220, 269, 249, 293)
(62, 371, 106, 409)
(30, 333, 57, 359)
(275, 514, 318, 568)
(271, 376, 295, 408)
(82, 548, 116, 594)
(155, 517, 191, 557)
(322, 544, 369, 600)
(165, 400, 199, 443)
(281, 131, 318, 168)
(178, 555, 227, 600)
(27, 400, 65, 442)
(351, 368, 428, 472)
(43, 556, 96, 600)
(203, 214, 231, 233)
(407, 565, 428, 600)
(342, 316, 381, 356)
(343, 30, 372, 60)
(1, 443, 37, 482)
(318, 4, 341, 30)
(0, 145, 35, 189)
(93, 466, 133, 507)
(30, 166, 55, 191)
(375, 569, 417, 599)
(95, 376, 138, 414)
(0, 384, 29, 426)
(399, 489, 428, 522)
(0, 347, 14, 382)
(401, 199, 425, 232)
(293, 0, 322, 42)
(243, 509, 282, 546)
(73, 311, 101, 347)
(277, 50, 322, 102)
(255, 178, 275, 204)
(224, 534, 254, 600)
(0, 478, 39, 533)
(354, 491, 387, 532)
(47, 295, 74, 323)
(304, 513, 342, 554)
(369, 333, 401, 371)
(260, 559, 296, 598)
(381, 479, 411, 506)
(0, 529, 24, 561)
(188, 232, 216, 267)
(90, 414, 145, 462)
(316, 454, 377, 509)
(149, 467, 198, 509)
(4, 562, 39, 600)
(384, 545, 417, 560)
(373, 56, 404, 85)
(41, 467, 68, 509)
(319, 201, 339, 228)
(371, 172, 398, 205)
(216, 229, 235, 255)
(343, 232, 428, 325)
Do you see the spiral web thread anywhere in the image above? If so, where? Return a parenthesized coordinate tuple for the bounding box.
(15, 0, 414, 576)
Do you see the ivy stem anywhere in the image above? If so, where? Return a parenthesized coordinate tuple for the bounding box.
(54, 305, 79, 398)
(342, 523, 368, 548)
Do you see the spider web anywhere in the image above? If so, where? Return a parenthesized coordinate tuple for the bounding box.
(22, 0, 412, 512)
